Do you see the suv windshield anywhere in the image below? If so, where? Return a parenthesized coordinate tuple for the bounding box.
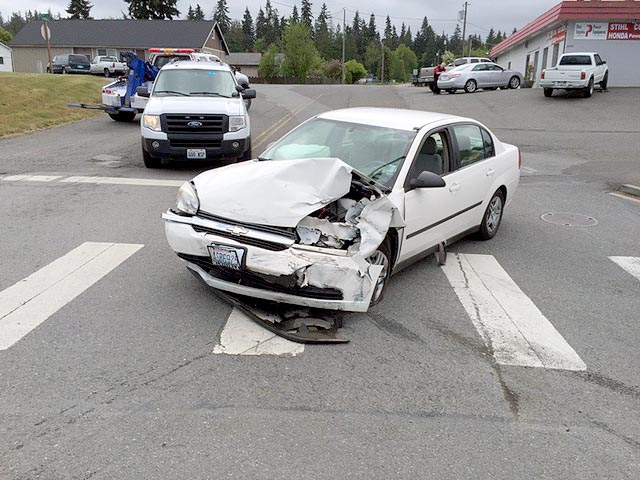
(559, 55, 592, 66)
(153, 69, 238, 98)
(260, 118, 416, 188)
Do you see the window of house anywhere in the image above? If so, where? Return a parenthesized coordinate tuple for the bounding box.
(0, 57, 4, 65)
(508, 61, 512, 69)
(552, 43, 560, 66)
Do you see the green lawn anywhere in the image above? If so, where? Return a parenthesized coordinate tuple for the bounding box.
(0, 72, 114, 137)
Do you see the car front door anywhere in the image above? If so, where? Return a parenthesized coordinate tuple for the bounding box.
(471, 63, 489, 88)
(485, 64, 506, 87)
(593, 54, 605, 82)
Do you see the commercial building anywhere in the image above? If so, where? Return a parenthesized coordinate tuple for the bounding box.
(0, 41, 13, 72)
(9, 19, 229, 74)
(491, 0, 640, 87)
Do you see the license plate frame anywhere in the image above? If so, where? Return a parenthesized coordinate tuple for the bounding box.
(554, 81, 567, 88)
(187, 148, 206, 160)
(208, 243, 246, 271)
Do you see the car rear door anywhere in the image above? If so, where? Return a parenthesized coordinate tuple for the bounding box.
(471, 64, 490, 87)
(485, 64, 507, 86)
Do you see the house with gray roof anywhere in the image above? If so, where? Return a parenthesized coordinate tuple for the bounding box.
(225, 52, 262, 78)
(9, 19, 229, 74)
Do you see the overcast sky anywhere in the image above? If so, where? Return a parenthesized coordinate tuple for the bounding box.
(0, 0, 560, 40)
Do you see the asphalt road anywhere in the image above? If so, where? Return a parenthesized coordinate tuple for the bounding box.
(1, 84, 639, 479)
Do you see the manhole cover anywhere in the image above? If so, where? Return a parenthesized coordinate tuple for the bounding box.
(540, 212, 598, 227)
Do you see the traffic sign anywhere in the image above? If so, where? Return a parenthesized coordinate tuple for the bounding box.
(41, 23, 51, 41)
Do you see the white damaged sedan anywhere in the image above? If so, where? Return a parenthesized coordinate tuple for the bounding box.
(162, 108, 521, 312)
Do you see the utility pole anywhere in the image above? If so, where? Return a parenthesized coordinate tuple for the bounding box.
(461, 2, 468, 57)
(341, 8, 346, 84)
(40, 13, 53, 74)
(380, 41, 384, 83)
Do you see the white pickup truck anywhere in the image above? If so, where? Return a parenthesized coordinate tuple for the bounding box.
(90, 55, 127, 77)
(540, 52, 608, 98)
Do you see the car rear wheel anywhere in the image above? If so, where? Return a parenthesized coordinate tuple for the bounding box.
(478, 190, 505, 240)
(142, 150, 161, 168)
(104, 68, 110, 77)
(509, 76, 520, 89)
(108, 111, 136, 122)
(544, 88, 553, 97)
(464, 79, 477, 93)
(61, 67, 67, 75)
(600, 72, 608, 90)
(584, 78, 594, 98)
(368, 238, 392, 306)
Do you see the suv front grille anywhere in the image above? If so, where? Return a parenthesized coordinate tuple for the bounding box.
(163, 114, 227, 134)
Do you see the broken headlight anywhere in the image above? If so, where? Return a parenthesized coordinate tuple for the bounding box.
(176, 181, 199, 215)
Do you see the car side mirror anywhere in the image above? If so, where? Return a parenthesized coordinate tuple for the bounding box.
(136, 86, 150, 98)
(602, 60, 606, 64)
(235, 85, 244, 92)
(241, 89, 256, 99)
(409, 171, 446, 190)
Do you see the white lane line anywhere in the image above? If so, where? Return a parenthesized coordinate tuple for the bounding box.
(213, 308, 304, 356)
(0, 242, 143, 351)
(1, 175, 184, 187)
(609, 256, 640, 281)
(442, 253, 586, 371)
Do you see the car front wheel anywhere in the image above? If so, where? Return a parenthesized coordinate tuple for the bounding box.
(142, 150, 161, 168)
(478, 190, 505, 240)
(509, 76, 521, 89)
(600, 72, 608, 90)
(368, 239, 392, 306)
(464, 79, 477, 93)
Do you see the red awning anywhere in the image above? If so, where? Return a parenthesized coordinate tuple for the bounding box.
(491, 0, 640, 57)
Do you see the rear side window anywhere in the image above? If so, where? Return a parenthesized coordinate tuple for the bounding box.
(452, 125, 487, 168)
(454, 59, 467, 66)
(70, 55, 89, 64)
(473, 64, 487, 71)
(481, 129, 495, 158)
(470, 58, 479, 63)
(559, 55, 592, 66)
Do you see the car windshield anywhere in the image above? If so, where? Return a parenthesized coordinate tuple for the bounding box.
(154, 55, 190, 68)
(559, 55, 592, 66)
(103, 56, 117, 62)
(260, 118, 416, 188)
(70, 55, 89, 64)
(153, 69, 238, 98)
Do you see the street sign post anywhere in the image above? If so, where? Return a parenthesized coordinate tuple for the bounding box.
(40, 20, 53, 74)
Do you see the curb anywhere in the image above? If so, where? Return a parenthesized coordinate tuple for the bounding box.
(620, 184, 640, 198)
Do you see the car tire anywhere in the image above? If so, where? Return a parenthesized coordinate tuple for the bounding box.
(584, 77, 594, 98)
(447, 89, 457, 94)
(478, 189, 505, 241)
(104, 68, 110, 77)
(600, 72, 608, 90)
(142, 150, 161, 168)
(368, 237, 393, 306)
(464, 79, 477, 93)
(544, 88, 553, 97)
(244, 98, 252, 111)
(509, 76, 520, 89)
(62, 67, 67, 75)
(108, 111, 137, 122)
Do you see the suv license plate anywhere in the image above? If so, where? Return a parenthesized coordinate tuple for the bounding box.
(208, 244, 245, 271)
(187, 148, 206, 159)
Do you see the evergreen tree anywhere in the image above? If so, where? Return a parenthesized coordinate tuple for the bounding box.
(241, 7, 255, 52)
(290, 5, 299, 24)
(413, 17, 435, 63)
(300, 0, 313, 31)
(212, 0, 231, 34)
(125, 0, 179, 20)
(6, 12, 27, 35)
(194, 4, 205, 20)
(314, 3, 333, 59)
(255, 8, 267, 41)
(449, 24, 463, 55)
(391, 25, 398, 49)
(367, 14, 378, 44)
(486, 28, 495, 46)
(66, 0, 92, 19)
(225, 20, 244, 52)
(512, 27, 517, 35)
(383, 15, 393, 48)
(187, 5, 194, 20)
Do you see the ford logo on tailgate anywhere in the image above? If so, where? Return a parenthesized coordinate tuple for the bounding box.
(187, 121, 203, 128)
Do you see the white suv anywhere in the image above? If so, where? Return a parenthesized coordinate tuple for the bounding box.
(139, 61, 256, 168)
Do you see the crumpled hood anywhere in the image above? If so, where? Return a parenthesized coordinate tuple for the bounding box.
(193, 158, 355, 227)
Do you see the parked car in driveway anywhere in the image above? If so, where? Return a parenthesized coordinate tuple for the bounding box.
(452, 56, 493, 67)
(437, 62, 523, 93)
(540, 52, 608, 98)
(162, 108, 521, 312)
(47, 54, 90, 74)
(90, 55, 127, 77)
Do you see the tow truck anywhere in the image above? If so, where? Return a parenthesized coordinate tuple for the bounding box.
(69, 48, 231, 122)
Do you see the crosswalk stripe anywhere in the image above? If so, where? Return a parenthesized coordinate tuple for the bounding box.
(0, 242, 143, 351)
(441, 253, 586, 371)
(212, 308, 304, 356)
(609, 256, 640, 281)
(1, 175, 184, 187)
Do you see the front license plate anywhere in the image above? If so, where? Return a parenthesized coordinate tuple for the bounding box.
(187, 148, 206, 159)
(208, 244, 245, 270)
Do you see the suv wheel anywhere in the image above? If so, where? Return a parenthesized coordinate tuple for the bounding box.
(143, 150, 161, 168)
(104, 68, 110, 77)
(584, 78, 594, 98)
(108, 111, 136, 122)
(600, 72, 608, 90)
(544, 88, 553, 97)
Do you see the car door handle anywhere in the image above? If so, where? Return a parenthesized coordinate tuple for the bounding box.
(486, 168, 495, 177)
(449, 183, 461, 192)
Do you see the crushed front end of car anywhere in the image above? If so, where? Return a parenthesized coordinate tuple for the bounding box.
(162, 157, 403, 312)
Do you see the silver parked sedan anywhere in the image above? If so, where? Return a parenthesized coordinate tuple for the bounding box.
(437, 63, 523, 94)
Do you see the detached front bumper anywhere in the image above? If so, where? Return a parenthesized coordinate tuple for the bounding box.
(162, 211, 382, 312)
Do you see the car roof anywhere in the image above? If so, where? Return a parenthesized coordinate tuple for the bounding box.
(560, 52, 596, 56)
(316, 108, 470, 131)
(160, 60, 232, 72)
